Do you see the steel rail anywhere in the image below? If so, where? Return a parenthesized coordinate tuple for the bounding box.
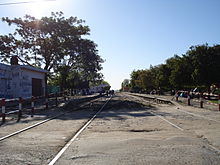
(48, 96, 112, 165)
(126, 93, 220, 154)
(149, 111, 184, 131)
(129, 93, 219, 123)
(0, 96, 103, 141)
(123, 93, 184, 131)
(0, 113, 64, 141)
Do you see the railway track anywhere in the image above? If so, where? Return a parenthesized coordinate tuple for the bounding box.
(127, 92, 219, 123)
(125, 92, 220, 154)
(1, 94, 101, 124)
(0, 95, 109, 141)
(0, 95, 112, 165)
(1, 93, 219, 164)
(127, 92, 172, 105)
(0, 113, 64, 141)
(48, 96, 112, 165)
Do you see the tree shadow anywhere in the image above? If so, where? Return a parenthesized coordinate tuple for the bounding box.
(0, 94, 172, 127)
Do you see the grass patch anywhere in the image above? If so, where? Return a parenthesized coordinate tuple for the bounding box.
(208, 100, 218, 104)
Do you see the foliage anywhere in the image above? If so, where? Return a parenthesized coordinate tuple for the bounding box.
(187, 44, 220, 87)
(123, 44, 220, 93)
(121, 79, 130, 88)
(0, 12, 105, 90)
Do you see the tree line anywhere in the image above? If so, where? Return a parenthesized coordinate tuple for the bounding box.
(122, 44, 220, 94)
(0, 12, 107, 91)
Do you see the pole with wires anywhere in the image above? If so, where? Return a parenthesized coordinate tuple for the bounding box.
(0, 0, 56, 6)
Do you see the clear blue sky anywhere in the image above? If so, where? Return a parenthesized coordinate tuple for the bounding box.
(0, 0, 220, 89)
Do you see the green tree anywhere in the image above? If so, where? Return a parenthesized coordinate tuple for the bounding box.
(1, 12, 90, 71)
(150, 64, 171, 90)
(140, 69, 154, 91)
(0, 12, 104, 91)
(126, 44, 220, 94)
(165, 54, 192, 89)
(74, 39, 104, 85)
(130, 69, 154, 92)
(187, 44, 220, 89)
(121, 79, 130, 91)
(130, 70, 143, 92)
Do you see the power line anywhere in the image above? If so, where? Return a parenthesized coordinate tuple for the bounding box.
(0, 0, 56, 6)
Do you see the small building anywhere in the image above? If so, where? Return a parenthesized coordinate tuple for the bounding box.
(0, 57, 47, 99)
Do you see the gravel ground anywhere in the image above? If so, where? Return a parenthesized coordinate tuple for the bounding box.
(55, 93, 220, 165)
(0, 93, 220, 165)
(0, 95, 105, 165)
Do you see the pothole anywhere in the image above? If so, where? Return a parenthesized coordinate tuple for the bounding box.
(129, 129, 161, 132)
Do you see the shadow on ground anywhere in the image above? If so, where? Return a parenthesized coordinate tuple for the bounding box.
(0, 94, 172, 127)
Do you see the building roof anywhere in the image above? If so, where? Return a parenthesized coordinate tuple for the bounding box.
(0, 63, 10, 68)
(0, 63, 48, 73)
(20, 65, 48, 73)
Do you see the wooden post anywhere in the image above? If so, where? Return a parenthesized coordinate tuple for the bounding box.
(45, 95, 49, 109)
(17, 97, 22, 122)
(175, 92, 179, 101)
(187, 95, 191, 106)
(63, 92, 66, 101)
(200, 93, 203, 108)
(31, 96, 35, 117)
(1, 99, 6, 123)
(218, 94, 220, 111)
(55, 92, 58, 107)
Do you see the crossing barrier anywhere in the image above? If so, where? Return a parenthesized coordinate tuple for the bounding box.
(0, 92, 68, 124)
